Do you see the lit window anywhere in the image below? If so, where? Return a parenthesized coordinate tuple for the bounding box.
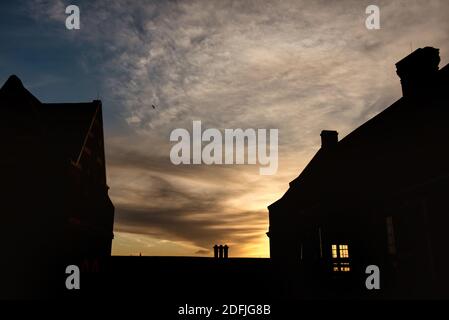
(332, 262, 351, 272)
(339, 262, 351, 272)
(331, 244, 349, 259)
(331, 243, 350, 272)
(339, 245, 349, 258)
(332, 245, 338, 258)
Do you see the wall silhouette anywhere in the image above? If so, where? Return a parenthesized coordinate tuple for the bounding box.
(0, 75, 114, 298)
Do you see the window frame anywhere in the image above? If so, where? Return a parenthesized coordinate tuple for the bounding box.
(331, 243, 351, 272)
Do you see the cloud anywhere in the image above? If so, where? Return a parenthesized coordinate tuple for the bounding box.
(107, 140, 271, 256)
(27, 0, 449, 256)
(195, 249, 210, 255)
(29, 0, 67, 23)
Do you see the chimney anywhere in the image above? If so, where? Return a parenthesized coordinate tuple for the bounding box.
(320, 130, 338, 149)
(213, 244, 219, 258)
(223, 245, 229, 259)
(395, 47, 440, 97)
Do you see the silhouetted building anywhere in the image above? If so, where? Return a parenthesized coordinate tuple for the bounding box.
(0, 75, 114, 297)
(267, 47, 449, 298)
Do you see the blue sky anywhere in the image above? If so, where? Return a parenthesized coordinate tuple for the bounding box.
(2, 0, 449, 257)
(1, 1, 95, 100)
(0, 0, 125, 133)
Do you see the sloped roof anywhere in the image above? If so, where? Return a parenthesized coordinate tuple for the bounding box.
(269, 57, 449, 213)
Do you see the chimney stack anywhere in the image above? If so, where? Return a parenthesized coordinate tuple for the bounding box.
(320, 130, 338, 149)
(223, 245, 229, 258)
(395, 47, 440, 98)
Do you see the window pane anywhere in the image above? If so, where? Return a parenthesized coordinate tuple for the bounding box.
(331, 244, 338, 258)
(339, 244, 349, 258)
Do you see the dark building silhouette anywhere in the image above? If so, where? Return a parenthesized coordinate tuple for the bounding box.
(267, 47, 449, 298)
(0, 75, 114, 298)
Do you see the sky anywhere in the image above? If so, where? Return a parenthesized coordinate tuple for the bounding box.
(1, 0, 449, 257)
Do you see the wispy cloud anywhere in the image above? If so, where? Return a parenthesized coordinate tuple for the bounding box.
(27, 0, 449, 256)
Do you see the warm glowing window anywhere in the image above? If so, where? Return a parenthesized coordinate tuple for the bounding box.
(331, 244, 349, 259)
(331, 245, 338, 258)
(339, 262, 351, 272)
(331, 244, 350, 272)
(339, 245, 349, 258)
